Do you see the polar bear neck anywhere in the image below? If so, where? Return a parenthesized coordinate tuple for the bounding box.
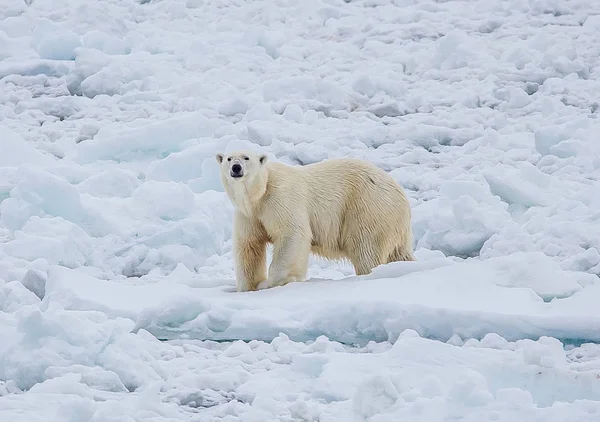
(229, 172, 268, 217)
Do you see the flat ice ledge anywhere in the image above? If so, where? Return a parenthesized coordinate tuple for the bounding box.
(42, 252, 600, 346)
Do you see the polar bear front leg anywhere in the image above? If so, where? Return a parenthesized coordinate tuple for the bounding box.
(233, 212, 268, 292)
(259, 232, 310, 290)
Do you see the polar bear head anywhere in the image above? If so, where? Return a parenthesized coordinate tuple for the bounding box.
(216, 150, 268, 182)
(216, 151, 269, 214)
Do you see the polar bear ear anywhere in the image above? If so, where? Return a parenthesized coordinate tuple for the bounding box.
(216, 153, 224, 164)
(259, 154, 267, 165)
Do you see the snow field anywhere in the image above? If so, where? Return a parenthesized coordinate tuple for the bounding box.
(2, 324, 600, 421)
(1, 0, 600, 420)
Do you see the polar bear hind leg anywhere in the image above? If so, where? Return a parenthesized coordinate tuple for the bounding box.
(388, 242, 416, 263)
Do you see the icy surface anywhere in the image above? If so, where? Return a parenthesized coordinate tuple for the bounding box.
(1, 0, 600, 420)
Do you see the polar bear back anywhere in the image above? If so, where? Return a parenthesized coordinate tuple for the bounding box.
(261, 158, 411, 260)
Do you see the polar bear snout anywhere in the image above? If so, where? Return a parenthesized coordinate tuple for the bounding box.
(230, 163, 243, 178)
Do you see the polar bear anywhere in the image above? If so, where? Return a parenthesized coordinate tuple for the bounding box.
(216, 151, 415, 292)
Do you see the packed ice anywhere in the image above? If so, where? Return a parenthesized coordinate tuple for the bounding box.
(1, 0, 600, 420)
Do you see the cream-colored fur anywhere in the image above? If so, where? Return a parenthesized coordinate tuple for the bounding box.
(216, 151, 415, 292)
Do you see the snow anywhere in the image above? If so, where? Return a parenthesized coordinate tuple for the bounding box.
(1, 0, 600, 420)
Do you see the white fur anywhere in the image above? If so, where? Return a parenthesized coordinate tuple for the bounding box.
(216, 151, 415, 292)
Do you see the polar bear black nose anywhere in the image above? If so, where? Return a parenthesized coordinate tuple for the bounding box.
(231, 164, 242, 176)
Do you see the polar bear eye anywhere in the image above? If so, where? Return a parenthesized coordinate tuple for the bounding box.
(227, 157, 232, 162)
(243, 156, 249, 161)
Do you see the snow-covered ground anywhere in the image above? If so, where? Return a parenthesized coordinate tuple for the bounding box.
(2, 0, 600, 420)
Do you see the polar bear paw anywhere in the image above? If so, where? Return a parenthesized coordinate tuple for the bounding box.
(257, 280, 273, 290)
(257, 276, 300, 291)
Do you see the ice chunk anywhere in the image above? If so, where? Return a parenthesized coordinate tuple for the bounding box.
(534, 118, 593, 158)
(20, 269, 47, 300)
(352, 75, 377, 97)
(262, 76, 350, 112)
(1, 217, 94, 268)
(352, 374, 400, 418)
(484, 165, 550, 208)
(432, 30, 484, 70)
(82, 30, 129, 55)
(282, 104, 304, 123)
(0, 127, 54, 168)
(31, 20, 82, 61)
(414, 192, 511, 258)
(218, 97, 250, 117)
(534, 126, 565, 157)
(72, 113, 218, 163)
(77, 168, 140, 198)
(478, 251, 583, 300)
(518, 336, 566, 368)
(188, 157, 225, 193)
(2, 281, 40, 312)
(146, 142, 222, 182)
(2, 166, 107, 235)
(1, 306, 134, 391)
(247, 122, 273, 146)
(131, 181, 195, 221)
